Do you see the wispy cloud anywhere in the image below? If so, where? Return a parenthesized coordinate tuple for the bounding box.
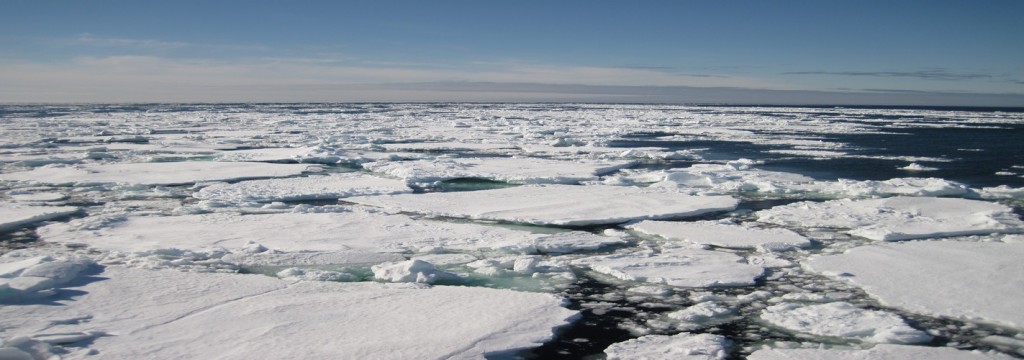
(783, 69, 993, 81)
(63, 34, 271, 53)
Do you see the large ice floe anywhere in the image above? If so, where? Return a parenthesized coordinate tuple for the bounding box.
(804, 240, 1024, 331)
(37, 210, 624, 260)
(192, 172, 411, 205)
(347, 184, 739, 226)
(757, 197, 1024, 241)
(362, 156, 632, 186)
(629, 220, 811, 251)
(0, 204, 79, 232)
(0, 161, 314, 186)
(0, 266, 577, 359)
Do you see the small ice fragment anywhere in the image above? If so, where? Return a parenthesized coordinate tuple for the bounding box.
(371, 260, 456, 284)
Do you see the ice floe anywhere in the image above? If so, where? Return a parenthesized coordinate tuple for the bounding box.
(193, 173, 411, 205)
(0, 266, 577, 358)
(748, 344, 1015, 359)
(629, 220, 811, 251)
(362, 156, 632, 186)
(0, 204, 79, 233)
(804, 240, 1024, 330)
(37, 210, 624, 266)
(0, 162, 314, 186)
(574, 246, 764, 287)
(759, 302, 932, 344)
(348, 185, 739, 226)
(604, 333, 731, 360)
(0, 255, 94, 301)
(757, 197, 1024, 241)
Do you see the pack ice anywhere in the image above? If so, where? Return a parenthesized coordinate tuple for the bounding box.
(193, 173, 411, 205)
(362, 156, 632, 186)
(629, 220, 811, 251)
(347, 185, 739, 226)
(0, 204, 79, 232)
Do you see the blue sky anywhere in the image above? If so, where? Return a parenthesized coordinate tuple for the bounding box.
(1, 0, 1022, 105)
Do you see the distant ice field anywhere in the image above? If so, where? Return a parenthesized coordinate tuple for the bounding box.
(1, 103, 1023, 359)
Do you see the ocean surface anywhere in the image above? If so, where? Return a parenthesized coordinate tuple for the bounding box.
(1, 103, 1023, 359)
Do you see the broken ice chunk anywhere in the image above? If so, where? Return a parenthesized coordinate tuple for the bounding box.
(604, 333, 731, 360)
(574, 247, 764, 288)
(759, 302, 932, 344)
(371, 260, 457, 284)
(629, 220, 810, 251)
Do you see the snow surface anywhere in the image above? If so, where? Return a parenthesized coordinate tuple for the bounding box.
(757, 197, 1024, 241)
(759, 302, 932, 344)
(0, 266, 577, 359)
(604, 333, 731, 360)
(362, 156, 632, 185)
(573, 247, 764, 287)
(629, 220, 811, 251)
(0, 256, 94, 301)
(348, 185, 739, 226)
(0, 204, 80, 233)
(193, 173, 411, 204)
(0, 162, 314, 186)
(804, 240, 1024, 330)
(748, 344, 1015, 360)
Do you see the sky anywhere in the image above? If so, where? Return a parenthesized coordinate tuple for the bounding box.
(1, 0, 1022, 105)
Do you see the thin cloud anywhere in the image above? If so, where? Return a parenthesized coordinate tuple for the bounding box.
(65, 34, 271, 53)
(783, 70, 992, 81)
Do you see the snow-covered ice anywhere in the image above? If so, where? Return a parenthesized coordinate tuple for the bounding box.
(757, 197, 1024, 241)
(573, 247, 764, 287)
(348, 185, 739, 226)
(0, 162, 314, 186)
(193, 172, 411, 204)
(0, 204, 79, 233)
(759, 302, 932, 344)
(748, 344, 1014, 360)
(629, 220, 811, 251)
(604, 333, 731, 360)
(0, 256, 94, 301)
(362, 156, 632, 186)
(804, 240, 1024, 330)
(0, 266, 577, 359)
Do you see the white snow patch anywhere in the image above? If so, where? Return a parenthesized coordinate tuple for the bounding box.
(371, 259, 458, 284)
(0, 256, 94, 301)
(899, 163, 939, 171)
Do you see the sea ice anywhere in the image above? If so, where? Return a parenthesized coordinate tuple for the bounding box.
(371, 259, 458, 284)
(37, 211, 622, 264)
(0, 266, 577, 358)
(215, 146, 345, 163)
(666, 301, 740, 331)
(0, 256, 94, 301)
(757, 197, 1024, 241)
(574, 247, 764, 287)
(899, 163, 939, 171)
(759, 302, 932, 344)
(604, 333, 731, 360)
(0, 161, 313, 186)
(0, 204, 79, 233)
(629, 220, 811, 251)
(804, 240, 1024, 330)
(362, 156, 632, 186)
(347, 185, 739, 226)
(747, 343, 1014, 360)
(193, 172, 411, 204)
